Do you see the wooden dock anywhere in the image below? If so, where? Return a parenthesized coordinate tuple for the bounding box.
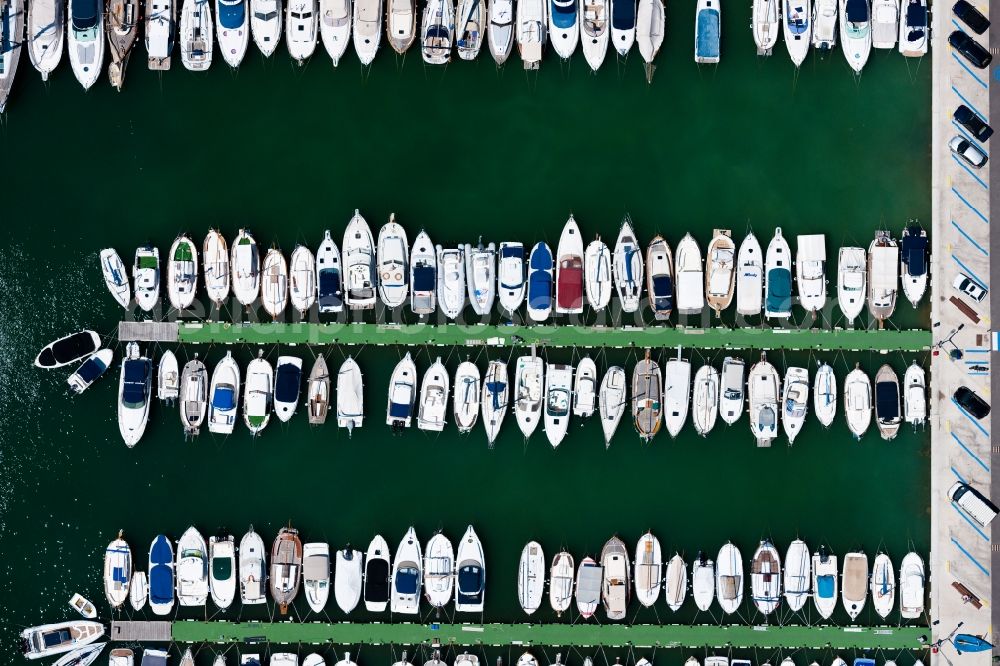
(118, 321, 179, 342)
(110, 621, 173, 642)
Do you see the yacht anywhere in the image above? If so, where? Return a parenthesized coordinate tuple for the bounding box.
(167, 235, 198, 311)
(487, 0, 513, 63)
(716, 542, 743, 614)
(455, 525, 485, 612)
(289, 245, 317, 316)
(518, 541, 545, 614)
(353, 0, 381, 63)
(784, 539, 810, 612)
(718, 356, 745, 425)
(148, 534, 175, 615)
(813, 362, 837, 428)
(27, 0, 62, 82)
(516, 0, 546, 69)
(386, 0, 415, 53)
(868, 230, 899, 326)
(321, 0, 351, 63)
(812, 546, 838, 619)
(692, 364, 719, 436)
(897, 0, 927, 56)
(317, 230, 344, 313)
(900, 224, 928, 306)
(675, 233, 704, 316)
(874, 364, 901, 440)
(812, 0, 837, 49)
(572, 356, 597, 418)
(243, 354, 273, 435)
(307, 355, 331, 425)
(705, 229, 735, 315)
(580, 0, 609, 70)
(465, 240, 496, 315)
(417, 358, 449, 432)
(840, 0, 871, 72)
(613, 219, 643, 312)
(514, 352, 544, 437)
(391, 527, 422, 614)
(270, 526, 304, 614)
(549, 0, 578, 59)
(841, 551, 868, 620)
(305, 543, 332, 612)
(837, 246, 866, 323)
(584, 238, 612, 310)
(454, 361, 481, 433)
(378, 216, 409, 308)
(498, 242, 526, 316)
(600, 536, 630, 620)
(209, 534, 237, 610)
(549, 551, 574, 614)
(363, 535, 391, 611)
(421, 0, 454, 63)
(610, 0, 634, 55)
(455, 0, 485, 58)
(410, 231, 436, 316)
(118, 343, 152, 447)
(844, 364, 872, 439)
(232, 229, 261, 306)
(903, 361, 926, 427)
(176, 526, 209, 606)
(646, 235, 674, 320)
(796, 234, 826, 314)
(783, 0, 812, 65)
(781, 366, 809, 444)
(146, 0, 175, 69)
(598, 365, 627, 447)
(634, 532, 662, 607)
(736, 232, 763, 316)
(575, 556, 602, 617)
(386, 353, 418, 429)
(68, 0, 104, 88)
(337, 357, 364, 434)
(526, 242, 554, 322)
(261, 248, 289, 319)
(482, 360, 509, 446)
(334, 546, 362, 613)
(207, 352, 241, 435)
(543, 363, 573, 447)
(20, 621, 104, 659)
(764, 227, 792, 319)
(635, 0, 664, 81)
(250, 0, 282, 54)
(423, 533, 454, 608)
(437, 246, 466, 319)
(555, 217, 584, 315)
(343, 210, 378, 310)
(238, 528, 267, 605)
(663, 346, 691, 438)
(273, 355, 303, 422)
(632, 349, 662, 442)
(752, 0, 779, 55)
(694, 0, 720, 62)
(871, 0, 897, 48)
(748, 353, 780, 447)
(179, 0, 213, 70)
(216, 0, 250, 66)
(286, 0, 319, 63)
(750, 540, 781, 615)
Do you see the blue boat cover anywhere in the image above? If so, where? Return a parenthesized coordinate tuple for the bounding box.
(141, 651, 170, 666)
(72, 0, 100, 29)
(529, 244, 552, 269)
(954, 635, 994, 653)
(318, 269, 343, 307)
(486, 382, 507, 409)
(149, 536, 174, 605)
(212, 386, 236, 411)
(274, 363, 301, 403)
(528, 271, 552, 308)
(501, 245, 524, 259)
(612, 0, 635, 30)
(218, 0, 245, 28)
(551, 0, 576, 29)
(395, 567, 419, 594)
(696, 9, 720, 58)
(875, 381, 899, 419)
(652, 275, 673, 312)
(389, 400, 411, 418)
(413, 265, 435, 291)
(766, 269, 792, 313)
(817, 574, 835, 598)
(845, 0, 869, 22)
(902, 232, 928, 277)
(906, 2, 927, 27)
(122, 359, 150, 405)
(77, 356, 108, 383)
(623, 249, 638, 283)
(853, 660, 876, 666)
(457, 565, 484, 602)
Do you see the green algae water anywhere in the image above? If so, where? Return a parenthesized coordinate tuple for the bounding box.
(0, 2, 931, 664)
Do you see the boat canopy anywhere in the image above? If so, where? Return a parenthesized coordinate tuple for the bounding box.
(696, 8, 720, 59)
(77, 356, 109, 383)
(486, 381, 507, 409)
(875, 381, 899, 419)
(816, 573, 835, 598)
(212, 386, 236, 411)
(527, 270, 552, 308)
(149, 568, 173, 605)
(394, 567, 419, 594)
(902, 234, 927, 276)
(457, 563, 485, 602)
(412, 265, 435, 291)
(319, 269, 343, 307)
(677, 273, 702, 311)
(389, 398, 412, 419)
(212, 555, 233, 581)
(365, 559, 390, 601)
(611, 0, 635, 29)
(123, 360, 150, 407)
(906, 0, 927, 27)
(871, 246, 900, 289)
(501, 245, 524, 259)
(766, 269, 792, 313)
(552, 0, 577, 28)
(797, 234, 826, 262)
(557, 260, 583, 310)
(44, 332, 100, 367)
(141, 651, 170, 666)
(577, 565, 602, 604)
(72, 0, 101, 30)
(302, 554, 328, 580)
(275, 365, 301, 402)
(218, 0, 247, 28)
(845, 0, 869, 23)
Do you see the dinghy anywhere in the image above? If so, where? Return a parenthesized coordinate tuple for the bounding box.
(209, 534, 237, 610)
(844, 364, 872, 439)
(289, 245, 317, 316)
(692, 364, 720, 436)
(514, 352, 544, 437)
(811, 0, 837, 49)
(675, 233, 704, 316)
(167, 235, 198, 311)
(783, 0, 812, 65)
(613, 219, 643, 312)
(391, 527, 422, 614)
(488, 0, 514, 63)
(417, 358, 449, 432)
(453, 525, 485, 612)
(555, 217, 585, 315)
(386, 353, 418, 429)
(455, 0, 485, 58)
(387, 0, 416, 54)
(333, 546, 361, 613)
(585, 238, 612, 310)
(796, 234, 826, 314)
(175, 526, 208, 607)
(716, 542, 743, 614)
(67, 0, 105, 88)
(421, 0, 454, 63)
(343, 211, 377, 310)
(736, 233, 763, 316)
(129, 572, 148, 611)
(261, 248, 289, 319)
(202, 230, 230, 306)
(516, 0, 546, 69)
(750, 540, 781, 615)
(813, 362, 837, 428)
(610, 0, 635, 55)
(26, 0, 62, 82)
(36, 330, 102, 369)
(840, 0, 871, 73)
(409, 231, 437, 316)
(664, 553, 687, 611)
(580, 0, 609, 70)
(239, 528, 267, 605)
(601, 536, 630, 620)
(541, 554, 572, 618)
(752, 0, 779, 54)
(146, 0, 176, 69)
(118, 343, 152, 447)
(317, 232, 343, 312)
(527, 242, 554, 322)
(437, 246, 466, 319)
(636, 0, 664, 81)
(207, 352, 240, 435)
(454, 361, 481, 433)
(646, 236, 674, 320)
(634, 532, 662, 607)
(133, 246, 161, 312)
(100, 249, 131, 308)
(549, 0, 579, 58)
(781, 366, 809, 445)
(719, 356, 745, 425)
(321, 0, 351, 63)
(273, 356, 303, 422)
(841, 551, 868, 620)
(423, 533, 454, 608)
(179, 0, 214, 70)
(573, 357, 597, 418)
(20, 621, 104, 659)
(903, 362, 926, 427)
(465, 240, 496, 315)
(68, 349, 114, 394)
(871, 0, 897, 48)
(482, 360, 509, 446)
(110, 648, 134, 666)
(216, 0, 249, 67)
(899, 552, 924, 618)
(231, 229, 260, 307)
(784, 539, 810, 612)
(378, 217, 409, 308)
(286, 0, 319, 63)
(307, 355, 331, 425)
(104, 534, 132, 608)
(663, 347, 691, 438)
(543, 363, 573, 447)
(900, 224, 928, 307)
(632, 350, 662, 442)
(837, 246, 866, 322)
(870, 552, 895, 617)
(694, 0, 720, 62)
(518, 541, 545, 614)
(874, 364, 901, 440)
(897, 0, 927, 56)
(243, 354, 273, 435)
(599, 365, 627, 446)
(576, 556, 603, 618)
(270, 526, 303, 614)
(363, 535, 391, 611)
(748, 353, 780, 447)
(498, 242, 526, 315)
(764, 227, 792, 319)
(337, 357, 364, 434)
(692, 552, 715, 611)
(158, 350, 179, 403)
(353, 0, 382, 63)
(705, 229, 735, 315)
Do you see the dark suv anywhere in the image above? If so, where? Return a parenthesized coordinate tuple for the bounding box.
(950, 31, 993, 68)
(955, 105, 994, 142)
(954, 0, 990, 33)
(955, 386, 991, 419)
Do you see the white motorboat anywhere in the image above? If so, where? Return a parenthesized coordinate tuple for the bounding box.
(526, 242, 554, 322)
(333, 546, 361, 613)
(421, 0, 454, 63)
(176, 526, 209, 606)
(410, 231, 437, 316)
(149, 533, 175, 615)
(202, 230, 230, 306)
(549, 0, 579, 59)
(239, 528, 267, 605)
(840, 0, 871, 73)
(208, 352, 241, 435)
(897, 0, 927, 56)
(796, 234, 826, 314)
(321, 0, 351, 62)
(353, 0, 382, 63)
(180, 0, 213, 70)
(675, 233, 704, 316)
(250, 0, 281, 54)
(784, 539, 810, 612)
(286, 0, 319, 63)
(363, 535, 391, 612)
(387, 0, 415, 54)
(104, 533, 132, 608)
(555, 216, 584, 315)
(417, 357, 449, 432)
(146, 0, 176, 69)
(337, 357, 364, 434)
(664, 553, 687, 611)
(543, 363, 573, 447)
(901, 224, 928, 306)
(261, 248, 289, 319)
(167, 235, 198, 311)
(497, 242, 526, 316)
(344, 210, 378, 310)
(158, 350, 179, 403)
(692, 552, 715, 611)
(585, 238, 612, 310)
(216, 0, 249, 67)
(750, 540, 781, 615)
(576, 556, 602, 617)
(752, 0, 779, 55)
(903, 362, 926, 427)
(764, 227, 792, 319)
(231, 229, 260, 307)
(600, 536, 630, 620)
(465, 240, 496, 315)
(748, 353, 780, 447)
(514, 352, 544, 437)
(612, 219, 643, 312)
(580, 0, 609, 70)
(632, 350, 662, 442)
(899, 552, 924, 618)
(307, 355, 331, 425)
(813, 362, 837, 428)
(844, 364, 872, 439)
(387, 353, 418, 429)
(518, 541, 545, 614)
(871, 0, 897, 48)
(487, 0, 513, 63)
(812, 0, 837, 49)
(129, 572, 148, 610)
(118, 343, 152, 447)
(874, 364, 901, 440)
(27, 0, 63, 81)
(694, 0, 720, 62)
(109, 648, 135, 666)
(481, 360, 509, 446)
(736, 232, 763, 316)
(718, 356, 745, 425)
(598, 365, 627, 447)
(636, 0, 664, 81)
(610, 0, 635, 55)
(663, 347, 691, 438)
(67, 0, 104, 88)
(289, 245, 317, 316)
(549, 551, 574, 614)
(243, 354, 273, 435)
(516, 0, 546, 69)
(646, 235, 674, 320)
(841, 551, 868, 620)
(455, 525, 485, 612)
(781, 366, 809, 444)
(455, 0, 485, 59)
(870, 552, 895, 617)
(209, 534, 237, 609)
(273, 355, 303, 423)
(573, 356, 597, 418)
(423, 533, 454, 608)
(691, 364, 719, 437)
(68, 349, 114, 395)
(783, 0, 812, 65)
(20, 621, 104, 660)
(100, 249, 131, 308)
(391, 527, 422, 614)
(716, 542, 743, 614)
(868, 230, 899, 326)
(378, 216, 409, 308)
(454, 361, 481, 433)
(133, 246, 160, 312)
(837, 246, 866, 322)
(634, 532, 662, 607)
(437, 246, 466, 319)
(705, 229, 735, 315)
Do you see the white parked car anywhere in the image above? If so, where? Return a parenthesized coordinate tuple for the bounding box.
(949, 135, 988, 168)
(953, 272, 988, 302)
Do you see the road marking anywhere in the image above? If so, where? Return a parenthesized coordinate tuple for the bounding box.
(951, 431, 990, 471)
(952, 52, 990, 89)
(952, 466, 969, 483)
(952, 536, 991, 576)
(952, 156, 990, 189)
(951, 186, 990, 223)
(953, 503, 991, 541)
(965, 348, 991, 353)
(951, 398, 992, 438)
(952, 85, 989, 121)
(952, 254, 990, 289)
(951, 121, 991, 154)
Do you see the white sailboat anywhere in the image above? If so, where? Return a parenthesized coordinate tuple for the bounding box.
(549, 551, 575, 615)
(207, 352, 241, 435)
(764, 227, 792, 319)
(321, 0, 351, 64)
(903, 362, 926, 427)
(410, 231, 437, 316)
(783, 539, 810, 612)
(289, 245, 317, 316)
(518, 541, 545, 614)
(634, 532, 662, 607)
(584, 239, 612, 310)
(243, 354, 273, 435)
(286, 0, 319, 63)
(454, 361, 481, 432)
(691, 364, 719, 437)
(736, 232, 764, 316)
(261, 248, 289, 319)
(498, 241, 526, 316)
(455, 0, 485, 58)
(465, 240, 496, 315)
(179, 0, 213, 70)
(353, 0, 382, 63)
(844, 364, 872, 439)
(481, 360, 509, 446)
(580, 0, 609, 70)
(813, 362, 837, 428)
(27, 0, 63, 80)
(423, 533, 455, 608)
(716, 542, 743, 614)
(543, 363, 573, 447)
(421, 0, 454, 63)
(378, 216, 409, 308)
(337, 357, 364, 434)
(488, 0, 514, 63)
(748, 353, 780, 447)
(417, 357, 449, 432)
(718, 356, 745, 425)
(783, 0, 812, 65)
(129, 572, 148, 610)
(664, 553, 687, 611)
(573, 356, 597, 418)
(390, 527, 422, 614)
(317, 230, 344, 313)
(663, 347, 691, 438)
(455, 525, 486, 612)
(752, 0, 779, 55)
(514, 353, 544, 437)
(870, 551, 895, 617)
(146, 0, 176, 69)
(231, 229, 260, 307)
(796, 234, 826, 314)
(343, 210, 377, 310)
(437, 246, 466, 319)
(675, 233, 704, 316)
(387, 353, 418, 429)
(612, 219, 643, 312)
(598, 366, 627, 446)
(576, 557, 602, 618)
(635, 0, 664, 81)
(781, 366, 809, 444)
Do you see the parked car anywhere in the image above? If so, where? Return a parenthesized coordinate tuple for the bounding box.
(954, 105, 994, 142)
(949, 135, 989, 168)
(954, 272, 989, 302)
(954, 386, 991, 419)
(954, 0, 990, 34)
(948, 481, 999, 527)
(949, 31, 993, 68)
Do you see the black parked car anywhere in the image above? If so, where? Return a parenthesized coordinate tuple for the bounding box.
(950, 31, 993, 68)
(955, 105, 994, 141)
(955, 386, 991, 419)
(954, 0, 990, 34)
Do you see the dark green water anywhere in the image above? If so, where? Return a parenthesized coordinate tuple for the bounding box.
(1, 2, 931, 664)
